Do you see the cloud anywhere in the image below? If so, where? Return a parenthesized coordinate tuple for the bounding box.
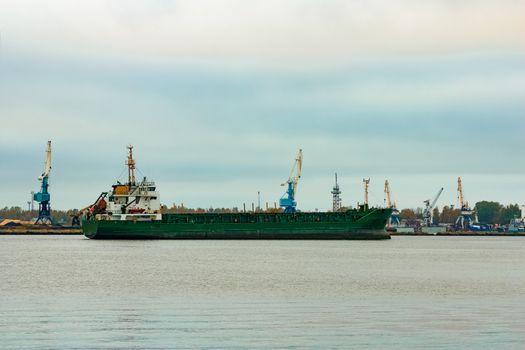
(1, 0, 524, 64)
(1, 50, 524, 209)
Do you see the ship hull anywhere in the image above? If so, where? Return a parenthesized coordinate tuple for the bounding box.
(82, 210, 392, 240)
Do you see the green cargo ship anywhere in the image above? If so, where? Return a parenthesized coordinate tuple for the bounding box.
(83, 209, 392, 239)
(81, 146, 391, 240)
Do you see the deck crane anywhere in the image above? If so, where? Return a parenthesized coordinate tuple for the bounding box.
(279, 149, 303, 213)
(422, 187, 443, 227)
(455, 177, 474, 229)
(33, 141, 52, 224)
(384, 180, 400, 226)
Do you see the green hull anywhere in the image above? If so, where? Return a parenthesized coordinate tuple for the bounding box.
(83, 208, 392, 240)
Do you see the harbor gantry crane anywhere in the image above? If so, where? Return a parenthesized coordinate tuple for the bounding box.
(331, 173, 342, 212)
(384, 180, 400, 226)
(33, 141, 52, 224)
(422, 187, 443, 227)
(279, 149, 303, 213)
(362, 178, 370, 208)
(455, 177, 474, 229)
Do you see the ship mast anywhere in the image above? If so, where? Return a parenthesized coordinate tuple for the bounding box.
(363, 178, 370, 207)
(126, 145, 136, 186)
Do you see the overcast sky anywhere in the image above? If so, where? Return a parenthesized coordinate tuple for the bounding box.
(0, 0, 524, 211)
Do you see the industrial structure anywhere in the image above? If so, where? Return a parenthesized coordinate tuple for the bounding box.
(422, 187, 443, 226)
(384, 180, 400, 226)
(331, 173, 342, 212)
(455, 177, 474, 229)
(362, 178, 370, 208)
(126, 144, 136, 185)
(279, 149, 303, 213)
(33, 141, 53, 224)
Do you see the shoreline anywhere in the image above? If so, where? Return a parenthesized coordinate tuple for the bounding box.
(0, 227, 82, 235)
(392, 232, 525, 237)
(1, 230, 524, 237)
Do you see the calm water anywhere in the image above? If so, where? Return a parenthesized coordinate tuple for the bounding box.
(1, 235, 524, 349)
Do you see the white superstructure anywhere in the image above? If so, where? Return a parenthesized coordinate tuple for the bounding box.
(93, 146, 162, 221)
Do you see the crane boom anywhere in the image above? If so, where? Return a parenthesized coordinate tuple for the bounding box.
(429, 187, 443, 210)
(457, 177, 466, 209)
(422, 187, 443, 226)
(39, 141, 52, 180)
(291, 149, 303, 195)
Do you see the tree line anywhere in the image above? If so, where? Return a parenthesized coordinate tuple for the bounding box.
(0, 207, 75, 224)
(399, 201, 522, 225)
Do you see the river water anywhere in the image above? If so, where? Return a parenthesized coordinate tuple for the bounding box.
(1, 235, 524, 349)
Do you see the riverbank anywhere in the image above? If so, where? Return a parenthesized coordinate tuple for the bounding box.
(0, 226, 82, 235)
(392, 232, 525, 237)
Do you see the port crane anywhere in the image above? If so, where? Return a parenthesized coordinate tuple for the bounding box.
(33, 141, 52, 224)
(384, 180, 400, 226)
(455, 177, 474, 229)
(279, 149, 303, 213)
(422, 187, 443, 227)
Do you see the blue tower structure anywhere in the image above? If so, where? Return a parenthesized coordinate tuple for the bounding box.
(390, 208, 401, 226)
(34, 141, 53, 224)
(280, 181, 297, 213)
(279, 149, 303, 213)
